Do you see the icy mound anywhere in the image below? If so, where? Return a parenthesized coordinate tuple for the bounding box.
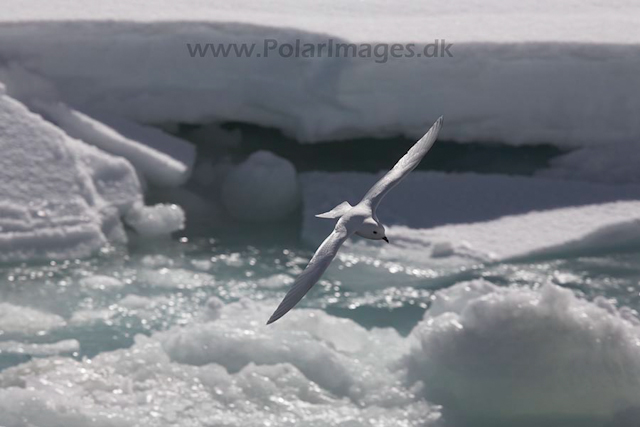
(0, 300, 441, 427)
(124, 202, 185, 237)
(221, 151, 301, 223)
(0, 89, 184, 262)
(405, 281, 640, 425)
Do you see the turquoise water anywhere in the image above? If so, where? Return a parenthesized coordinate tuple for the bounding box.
(2, 232, 639, 371)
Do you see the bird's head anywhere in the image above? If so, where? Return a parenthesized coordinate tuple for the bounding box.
(356, 222, 389, 243)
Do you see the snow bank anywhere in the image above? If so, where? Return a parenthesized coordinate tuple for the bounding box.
(0, 66, 195, 187)
(38, 102, 195, 187)
(0, 88, 184, 262)
(0, 2, 639, 146)
(405, 281, 640, 425)
(0, 300, 441, 427)
(302, 171, 640, 232)
(221, 151, 301, 223)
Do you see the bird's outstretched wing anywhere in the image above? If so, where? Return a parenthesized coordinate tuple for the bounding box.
(361, 116, 443, 211)
(267, 220, 354, 324)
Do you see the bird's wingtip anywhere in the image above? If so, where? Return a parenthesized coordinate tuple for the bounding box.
(266, 313, 279, 325)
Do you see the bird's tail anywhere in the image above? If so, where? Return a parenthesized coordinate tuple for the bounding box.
(315, 201, 352, 219)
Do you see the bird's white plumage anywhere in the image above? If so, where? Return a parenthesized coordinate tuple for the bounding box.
(363, 116, 443, 211)
(266, 116, 443, 324)
(266, 217, 360, 324)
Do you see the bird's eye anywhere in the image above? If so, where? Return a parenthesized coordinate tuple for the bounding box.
(373, 231, 378, 234)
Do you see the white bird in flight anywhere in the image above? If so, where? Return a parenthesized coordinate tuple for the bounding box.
(267, 116, 443, 325)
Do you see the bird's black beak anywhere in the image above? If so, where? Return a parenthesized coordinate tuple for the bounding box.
(382, 237, 389, 243)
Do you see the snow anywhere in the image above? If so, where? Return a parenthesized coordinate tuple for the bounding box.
(301, 171, 640, 272)
(0, 2, 638, 146)
(221, 151, 301, 223)
(37, 102, 195, 187)
(0, 303, 65, 335)
(405, 281, 640, 424)
(0, 3, 639, 424)
(0, 300, 441, 427)
(0, 87, 185, 262)
(0, 66, 195, 187)
(539, 143, 640, 184)
(124, 202, 185, 238)
(3, 279, 640, 426)
(2, 0, 639, 44)
(78, 275, 124, 290)
(0, 340, 79, 357)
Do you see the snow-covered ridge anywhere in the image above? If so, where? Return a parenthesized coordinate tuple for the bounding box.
(0, 11, 639, 146)
(3, 0, 640, 44)
(0, 86, 186, 262)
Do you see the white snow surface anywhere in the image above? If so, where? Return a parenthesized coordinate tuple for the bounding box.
(0, 87, 184, 262)
(0, 339, 79, 357)
(221, 151, 301, 223)
(2, 0, 639, 43)
(0, 300, 442, 427)
(37, 102, 195, 187)
(0, 2, 638, 146)
(406, 280, 640, 424)
(302, 171, 640, 271)
(0, 303, 66, 335)
(2, 283, 640, 426)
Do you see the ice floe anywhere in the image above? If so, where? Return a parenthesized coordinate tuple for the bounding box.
(405, 280, 640, 425)
(0, 85, 187, 262)
(1, 2, 639, 146)
(302, 171, 640, 272)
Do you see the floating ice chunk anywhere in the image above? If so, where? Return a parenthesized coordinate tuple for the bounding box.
(137, 268, 216, 289)
(118, 294, 163, 310)
(0, 339, 79, 357)
(405, 282, 640, 425)
(0, 303, 65, 335)
(139, 254, 174, 268)
(256, 273, 294, 289)
(69, 308, 115, 326)
(124, 202, 185, 237)
(78, 275, 124, 290)
(221, 151, 301, 223)
(203, 296, 224, 321)
(0, 303, 440, 426)
(430, 241, 455, 258)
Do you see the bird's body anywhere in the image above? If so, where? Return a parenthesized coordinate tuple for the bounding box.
(267, 116, 444, 325)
